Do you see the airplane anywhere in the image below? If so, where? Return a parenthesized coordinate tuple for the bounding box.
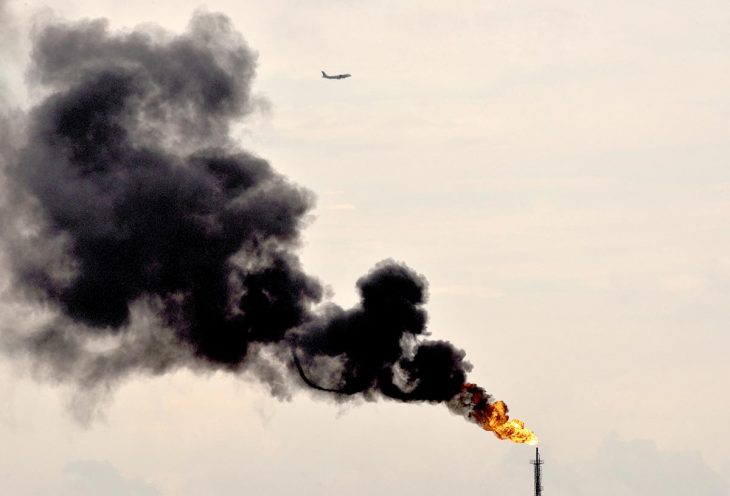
(321, 70, 351, 80)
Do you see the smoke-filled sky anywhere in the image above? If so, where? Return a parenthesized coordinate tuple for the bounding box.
(1, 1, 730, 495)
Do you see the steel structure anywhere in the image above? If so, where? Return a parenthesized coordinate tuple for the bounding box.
(530, 447, 543, 496)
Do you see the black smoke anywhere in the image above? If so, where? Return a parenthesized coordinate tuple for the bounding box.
(0, 12, 472, 407)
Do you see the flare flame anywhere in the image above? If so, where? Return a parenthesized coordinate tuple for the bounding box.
(448, 383, 537, 445)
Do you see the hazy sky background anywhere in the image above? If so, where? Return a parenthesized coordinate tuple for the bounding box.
(1, 1, 729, 494)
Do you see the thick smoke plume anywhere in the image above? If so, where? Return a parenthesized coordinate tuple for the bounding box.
(0, 13, 475, 412)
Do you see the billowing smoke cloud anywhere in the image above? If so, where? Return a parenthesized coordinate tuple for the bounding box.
(0, 12, 472, 410)
(294, 264, 470, 401)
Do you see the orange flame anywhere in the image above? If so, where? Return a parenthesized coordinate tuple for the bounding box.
(448, 383, 537, 445)
(482, 400, 537, 444)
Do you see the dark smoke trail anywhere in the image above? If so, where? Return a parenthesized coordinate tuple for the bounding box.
(0, 12, 473, 412)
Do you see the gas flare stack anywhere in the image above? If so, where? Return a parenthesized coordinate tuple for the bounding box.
(530, 447, 543, 496)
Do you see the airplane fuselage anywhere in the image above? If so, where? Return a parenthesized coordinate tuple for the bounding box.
(321, 71, 351, 80)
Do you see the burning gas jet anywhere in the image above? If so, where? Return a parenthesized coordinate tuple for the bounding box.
(448, 384, 538, 444)
(321, 70, 351, 79)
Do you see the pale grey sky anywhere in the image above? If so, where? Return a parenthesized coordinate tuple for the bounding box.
(1, 1, 729, 495)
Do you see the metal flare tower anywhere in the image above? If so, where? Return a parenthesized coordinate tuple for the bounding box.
(530, 447, 543, 496)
